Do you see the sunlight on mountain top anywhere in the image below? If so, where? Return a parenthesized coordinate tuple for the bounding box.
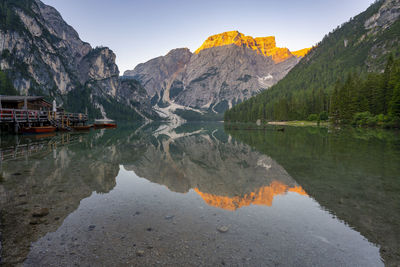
(195, 31, 311, 63)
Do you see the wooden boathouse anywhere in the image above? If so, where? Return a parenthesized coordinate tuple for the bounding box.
(0, 95, 88, 133)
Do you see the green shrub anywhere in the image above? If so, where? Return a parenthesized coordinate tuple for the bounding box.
(383, 116, 400, 128)
(319, 111, 329, 121)
(307, 114, 319, 121)
(352, 111, 372, 126)
(366, 116, 378, 127)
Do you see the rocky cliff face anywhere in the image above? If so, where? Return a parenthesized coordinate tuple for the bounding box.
(0, 0, 157, 120)
(195, 31, 310, 63)
(124, 48, 192, 100)
(365, 0, 400, 33)
(124, 31, 310, 115)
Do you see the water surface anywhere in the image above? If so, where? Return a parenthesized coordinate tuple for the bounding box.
(0, 123, 399, 266)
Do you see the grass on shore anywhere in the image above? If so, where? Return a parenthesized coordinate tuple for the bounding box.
(267, 121, 330, 127)
(224, 121, 330, 131)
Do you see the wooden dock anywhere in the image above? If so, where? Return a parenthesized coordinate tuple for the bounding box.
(0, 108, 88, 133)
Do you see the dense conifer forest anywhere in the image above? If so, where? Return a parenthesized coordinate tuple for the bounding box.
(225, 56, 400, 128)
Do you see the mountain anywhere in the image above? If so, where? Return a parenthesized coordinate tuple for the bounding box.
(0, 0, 158, 121)
(124, 31, 310, 119)
(224, 0, 400, 124)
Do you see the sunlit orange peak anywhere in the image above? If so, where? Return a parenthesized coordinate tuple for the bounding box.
(194, 181, 308, 211)
(195, 31, 311, 63)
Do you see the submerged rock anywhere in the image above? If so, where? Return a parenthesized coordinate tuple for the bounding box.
(29, 218, 44, 225)
(217, 226, 229, 233)
(32, 208, 49, 217)
(136, 250, 145, 257)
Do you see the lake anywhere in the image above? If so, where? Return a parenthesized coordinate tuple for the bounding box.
(0, 123, 399, 266)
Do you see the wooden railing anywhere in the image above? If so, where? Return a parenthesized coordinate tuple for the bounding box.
(0, 109, 88, 123)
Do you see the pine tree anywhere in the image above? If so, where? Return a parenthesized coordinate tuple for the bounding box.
(389, 84, 400, 118)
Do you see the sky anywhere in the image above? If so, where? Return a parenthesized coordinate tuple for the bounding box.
(42, 0, 376, 73)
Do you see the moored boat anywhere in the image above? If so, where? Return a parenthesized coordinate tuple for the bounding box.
(22, 126, 56, 134)
(94, 119, 117, 128)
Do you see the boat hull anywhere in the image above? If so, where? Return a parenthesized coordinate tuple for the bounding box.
(22, 126, 56, 134)
(94, 123, 117, 128)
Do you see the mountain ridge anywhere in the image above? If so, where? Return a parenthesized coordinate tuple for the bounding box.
(124, 31, 310, 119)
(195, 31, 311, 63)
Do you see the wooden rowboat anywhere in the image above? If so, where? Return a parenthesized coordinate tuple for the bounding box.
(94, 119, 117, 129)
(94, 123, 117, 128)
(22, 126, 56, 134)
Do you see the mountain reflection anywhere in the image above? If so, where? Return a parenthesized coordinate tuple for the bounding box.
(0, 123, 306, 265)
(124, 123, 306, 210)
(3, 123, 397, 266)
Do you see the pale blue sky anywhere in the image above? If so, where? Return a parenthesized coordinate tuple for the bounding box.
(42, 0, 375, 73)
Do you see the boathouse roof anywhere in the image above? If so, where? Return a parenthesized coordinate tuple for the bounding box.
(0, 96, 45, 102)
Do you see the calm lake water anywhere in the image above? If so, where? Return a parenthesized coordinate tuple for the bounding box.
(0, 123, 399, 266)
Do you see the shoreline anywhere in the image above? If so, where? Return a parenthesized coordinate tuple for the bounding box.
(267, 121, 330, 127)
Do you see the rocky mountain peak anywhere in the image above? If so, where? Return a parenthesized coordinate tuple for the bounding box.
(195, 31, 311, 63)
(194, 31, 253, 53)
(124, 30, 313, 117)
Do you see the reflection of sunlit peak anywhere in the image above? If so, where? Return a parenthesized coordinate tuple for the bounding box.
(194, 181, 308, 211)
(288, 186, 308, 196)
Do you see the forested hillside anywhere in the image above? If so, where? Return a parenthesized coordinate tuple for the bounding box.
(330, 56, 400, 127)
(224, 0, 400, 127)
